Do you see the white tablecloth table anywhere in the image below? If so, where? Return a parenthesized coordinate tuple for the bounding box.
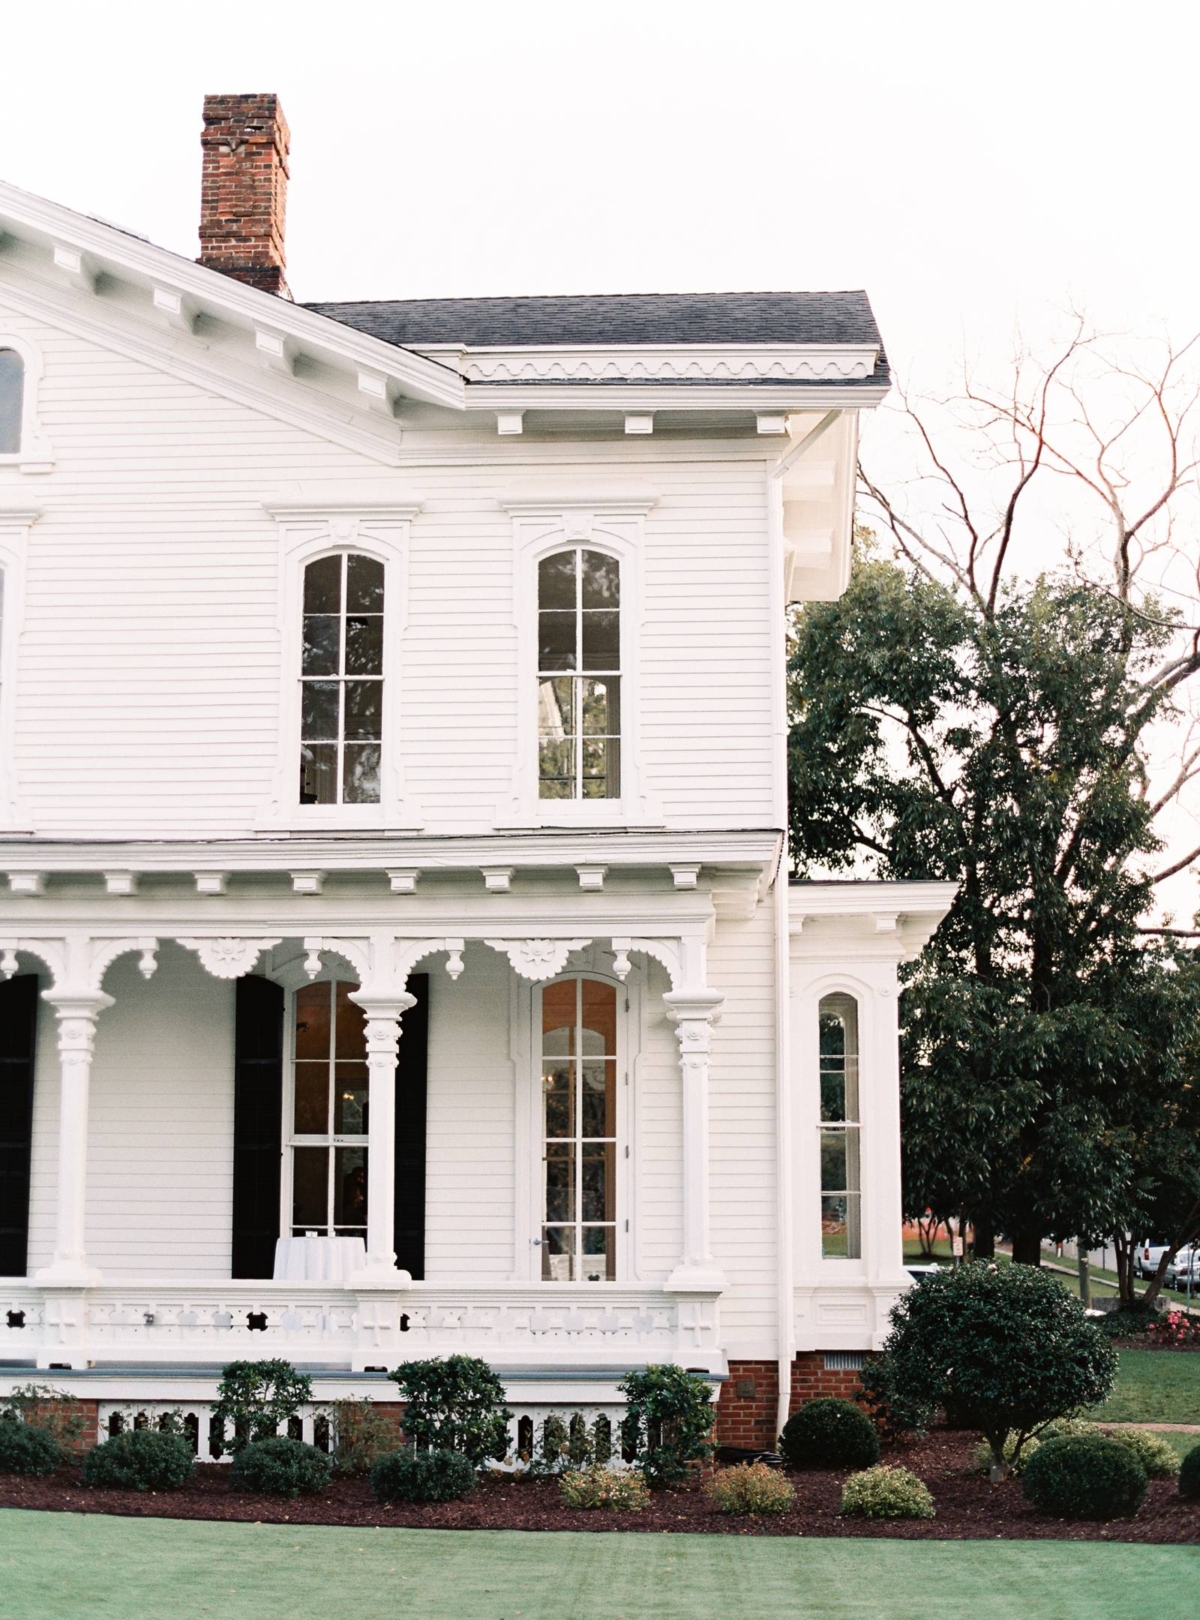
(273, 1236, 366, 1283)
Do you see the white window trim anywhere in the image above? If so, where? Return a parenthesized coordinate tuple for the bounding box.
(257, 501, 424, 830)
(0, 333, 55, 474)
(0, 504, 38, 830)
(495, 495, 663, 829)
(511, 956, 641, 1283)
(792, 972, 875, 1280)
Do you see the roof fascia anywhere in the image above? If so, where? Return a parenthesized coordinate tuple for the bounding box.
(0, 178, 466, 411)
(462, 383, 890, 412)
(417, 341, 880, 384)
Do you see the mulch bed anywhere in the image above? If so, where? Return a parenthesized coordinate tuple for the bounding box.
(1, 1432, 1196, 1542)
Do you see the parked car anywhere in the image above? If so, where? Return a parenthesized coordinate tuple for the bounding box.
(1135, 1240, 1173, 1279)
(1165, 1248, 1200, 1289)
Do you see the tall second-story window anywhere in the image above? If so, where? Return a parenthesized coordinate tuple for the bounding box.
(300, 552, 384, 805)
(819, 994, 861, 1259)
(537, 548, 620, 799)
(0, 349, 23, 454)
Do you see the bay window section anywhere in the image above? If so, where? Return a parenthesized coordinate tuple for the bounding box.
(537, 548, 620, 799)
(541, 976, 618, 1280)
(289, 980, 369, 1238)
(819, 993, 861, 1259)
(299, 552, 384, 805)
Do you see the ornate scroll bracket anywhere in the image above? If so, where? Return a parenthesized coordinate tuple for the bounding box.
(179, 938, 282, 980)
(0, 935, 157, 992)
(302, 935, 467, 990)
(484, 938, 592, 982)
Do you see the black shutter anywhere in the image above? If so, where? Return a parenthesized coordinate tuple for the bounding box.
(394, 974, 429, 1280)
(232, 975, 284, 1279)
(0, 975, 38, 1277)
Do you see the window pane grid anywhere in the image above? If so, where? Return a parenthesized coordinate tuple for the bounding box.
(300, 552, 384, 806)
(541, 978, 617, 1281)
(538, 549, 620, 800)
(818, 996, 862, 1259)
(290, 980, 369, 1237)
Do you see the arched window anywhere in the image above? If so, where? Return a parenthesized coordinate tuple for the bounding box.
(287, 979, 370, 1238)
(299, 552, 384, 804)
(540, 976, 618, 1280)
(0, 349, 23, 455)
(819, 994, 861, 1259)
(537, 548, 620, 800)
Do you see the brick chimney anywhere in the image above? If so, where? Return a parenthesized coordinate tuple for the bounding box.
(198, 93, 291, 298)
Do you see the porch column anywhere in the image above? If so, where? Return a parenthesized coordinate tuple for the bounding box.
(349, 990, 416, 1287)
(663, 989, 726, 1292)
(34, 991, 113, 1287)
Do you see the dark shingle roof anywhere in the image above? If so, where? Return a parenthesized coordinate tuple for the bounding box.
(304, 290, 883, 353)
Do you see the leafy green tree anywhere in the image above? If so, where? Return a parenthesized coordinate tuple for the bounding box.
(788, 327, 1200, 1264)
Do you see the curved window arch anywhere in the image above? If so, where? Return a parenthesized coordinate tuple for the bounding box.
(819, 993, 861, 1259)
(0, 349, 24, 455)
(540, 975, 618, 1279)
(537, 547, 620, 800)
(299, 551, 384, 804)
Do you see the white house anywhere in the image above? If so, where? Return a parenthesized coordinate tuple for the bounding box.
(0, 95, 953, 1455)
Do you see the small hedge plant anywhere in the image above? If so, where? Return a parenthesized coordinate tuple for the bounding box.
(840, 1465, 934, 1520)
(370, 1447, 476, 1503)
(618, 1365, 714, 1488)
(1106, 1428, 1180, 1480)
(330, 1398, 402, 1476)
(0, 1420, 62, 1477)
(1021, 1435, 1147, 1521)
(230, 1436, 332, 1498)
(388, 1356, 511, 1467)
(559, 1464, 650, 1512)
(82, 1430, 194, 1492)
(706, 1462, 795, 1516)
(779, 1398, 879, 1470)
(0, 1383, 90, 1450)
(1179, 1442, 1200, 1500)
(212, 1360, 313, 1456)
(1148, 1311, 1200, 1348)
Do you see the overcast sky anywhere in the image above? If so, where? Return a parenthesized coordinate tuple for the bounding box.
(5, 0, 1200, 906)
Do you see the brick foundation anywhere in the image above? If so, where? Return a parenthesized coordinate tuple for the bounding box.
(715, 1354, 873, 1449)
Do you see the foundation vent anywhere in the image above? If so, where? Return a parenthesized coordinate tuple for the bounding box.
(823, 1352, 866, 1371)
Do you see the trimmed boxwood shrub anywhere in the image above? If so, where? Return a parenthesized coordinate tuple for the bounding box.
(231, 1436, 332, 1498)
(1178, 1442, 1200, 1500)
(779, 1398, 879, 1470)
(1022, 1435, 1147, 1521)
(618, 1365, 715, 1488)
(840, 1465, 934, 1520)
(370, 1446, 476, 1503)
(212, 1360, 313, 1456)
(0, 1420, 62, 1477)
(387, 1356, 511, 1467)
(82, 1429, 194, 1492)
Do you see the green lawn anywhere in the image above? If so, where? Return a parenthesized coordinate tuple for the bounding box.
(1094, 1350, 1200, 1424)
(1, 1512, 1197, 1620)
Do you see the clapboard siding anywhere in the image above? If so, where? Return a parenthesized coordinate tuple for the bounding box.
(27, 946, 236, 1279)
(1, 302, 776, 837)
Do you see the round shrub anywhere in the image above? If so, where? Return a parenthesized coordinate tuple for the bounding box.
(387, 1356, 511, 1467)
(0, 1421, 62, 1477)
(1021, 1435, 1147, 1521)
(370, 1446, 475, 1504)
(558, 1464, 650, 1512)
(840, 1465, 934, 1520)
(706, 1462, 795, 1516)
(82, 1429, 194, 1492)
(618, 1364, 714, 1487)
(779, 1398, 879, 1470)
(1105, 1428, 1180, 1479)
(1179, 1442, 1200, 1500)
(230, 1436, 331, 1499)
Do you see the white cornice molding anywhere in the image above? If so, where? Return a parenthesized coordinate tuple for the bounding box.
(0, 177, 465, 412)
(465, 383, 890, 412)
(449, 343, 879, 384)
